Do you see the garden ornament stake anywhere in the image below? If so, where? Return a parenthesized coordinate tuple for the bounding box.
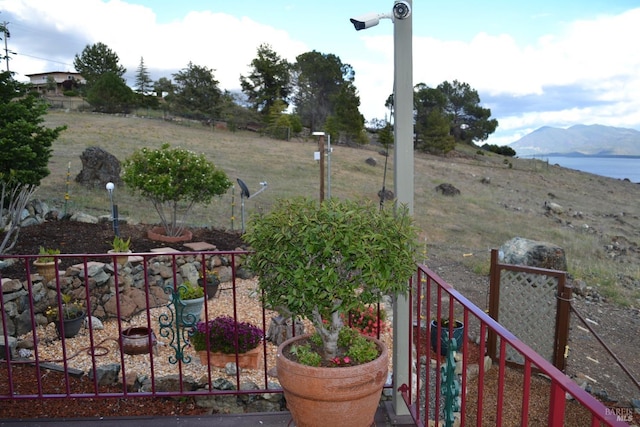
(158, 284, 195, 364)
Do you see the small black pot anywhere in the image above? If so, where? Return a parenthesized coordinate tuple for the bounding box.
(55, 312, 86, 338)
(429, 319, 464, 356)
(197, 278, 220, 299)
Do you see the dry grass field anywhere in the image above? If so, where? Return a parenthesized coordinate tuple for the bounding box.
(39, 109, 640, 306)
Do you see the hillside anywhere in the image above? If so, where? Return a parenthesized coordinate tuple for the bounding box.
(7, 110, 638, 404)
(510, 124, 640, 156)
(37, 111, 640, 302)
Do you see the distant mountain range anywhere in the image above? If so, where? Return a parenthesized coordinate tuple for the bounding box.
(509, 124, 640, 157)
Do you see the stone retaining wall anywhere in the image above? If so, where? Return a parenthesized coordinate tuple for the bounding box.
(1, 252, 243, 337)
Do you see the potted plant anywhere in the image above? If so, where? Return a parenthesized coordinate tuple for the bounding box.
(189, 315, 264, 369)
(33, 246, 61, 283)
(107, 236, 131, 266)
(197, 268, 220, 299)
(243, 197, 418, 427)
(122, 143, 232, 241)
(173, 280, 205, 326)
(45, 293, 86, 338)
(430, 317, 464, 356)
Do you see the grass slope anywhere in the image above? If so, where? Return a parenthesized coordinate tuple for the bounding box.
(40, 110, 640, 305)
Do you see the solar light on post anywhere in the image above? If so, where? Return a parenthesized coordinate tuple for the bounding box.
(106, 182, 119, 237)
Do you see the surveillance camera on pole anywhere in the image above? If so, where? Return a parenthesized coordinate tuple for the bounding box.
(349, 12, 392, 30)
(350, 1, 411, 31)
(392, 1, 411, 20)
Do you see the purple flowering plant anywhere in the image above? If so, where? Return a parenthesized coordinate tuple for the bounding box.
(190, 315, 263, 354)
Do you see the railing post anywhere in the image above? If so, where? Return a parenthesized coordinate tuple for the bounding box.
(548, 380, 567, 426)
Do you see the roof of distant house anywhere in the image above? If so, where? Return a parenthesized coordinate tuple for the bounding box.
(25, 71, 82, 77)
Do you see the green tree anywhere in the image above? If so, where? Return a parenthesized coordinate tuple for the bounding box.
(73, 42, 126, 88)
(414, 80, 498, 149)
(153, 77, 173, 98)
(265, 99, 291, 139)
(240, 44, 292, 115)
(0, 71, 66, 253)
(418, 109, 455, 154)
(122, 143, 232, 237)
(218, 90, 261, 131)
(435, 80, 498, 145)
(293, 51, 350, 132)
(134, 57, 152, 94)
(86, 72, 135, 114)
(0, 72, 65, 185)
(330, 81, 366, 144)
(378, 122, 394, 150)
(482, 143, 516, 157)
(171, 62, 222, 121)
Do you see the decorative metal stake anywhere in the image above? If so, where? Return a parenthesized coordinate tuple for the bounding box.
(158, 284, 194, 364)
(441, 337, 461, 427)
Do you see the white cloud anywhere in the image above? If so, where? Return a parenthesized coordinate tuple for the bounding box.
(2, 0, 639, 145)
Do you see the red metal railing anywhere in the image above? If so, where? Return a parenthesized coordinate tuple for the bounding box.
(399, 263, 629, 427)
(0, 252, 631, 425)
(0, 250, 278, 402)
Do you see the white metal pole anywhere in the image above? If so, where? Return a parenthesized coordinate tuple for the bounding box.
(392, 0, 413, 416)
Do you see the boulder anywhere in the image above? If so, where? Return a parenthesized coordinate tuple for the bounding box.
(435, 183, 460, 196)
(75, 146, 122, 188)
(500, 237, 567, 271)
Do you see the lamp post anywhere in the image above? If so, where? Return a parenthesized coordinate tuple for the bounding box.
(106, 182, 119, 237)
(351, 1, 413, 415)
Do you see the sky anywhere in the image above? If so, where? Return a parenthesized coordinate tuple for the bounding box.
(1, 0, 639, 146)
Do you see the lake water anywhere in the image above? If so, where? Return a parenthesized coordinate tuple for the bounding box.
(536, 156, 640, 183)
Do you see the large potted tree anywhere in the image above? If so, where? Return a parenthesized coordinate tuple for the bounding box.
(243, 197, 417, 427)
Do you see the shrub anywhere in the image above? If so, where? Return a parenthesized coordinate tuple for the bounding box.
(122, 143, 232, 237)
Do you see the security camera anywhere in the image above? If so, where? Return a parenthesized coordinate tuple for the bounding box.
(392, 1, 411, 20)
(350, 12, 392, 31)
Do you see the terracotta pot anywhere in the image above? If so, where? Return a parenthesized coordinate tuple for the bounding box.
(107, 249, 131, 266)
(121, 326, 157, 355)
(33, 260, 60, 283)
(276, 334, 388, 427)
(147, 226, 193, 243)
(54, 311, 86, 338)
(197, 345, 263, 369)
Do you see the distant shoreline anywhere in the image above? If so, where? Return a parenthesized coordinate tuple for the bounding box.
(521, 153, 640, 159)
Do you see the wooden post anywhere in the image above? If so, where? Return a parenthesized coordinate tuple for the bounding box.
(487, 249, 501, 361)
(554, 277, 571, 371)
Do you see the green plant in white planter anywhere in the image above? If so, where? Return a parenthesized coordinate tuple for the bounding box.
(122, 143, 232, 238)
(243, 197, 418, 362)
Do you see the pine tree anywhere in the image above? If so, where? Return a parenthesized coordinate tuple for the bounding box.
(135, 57, 152, 94)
